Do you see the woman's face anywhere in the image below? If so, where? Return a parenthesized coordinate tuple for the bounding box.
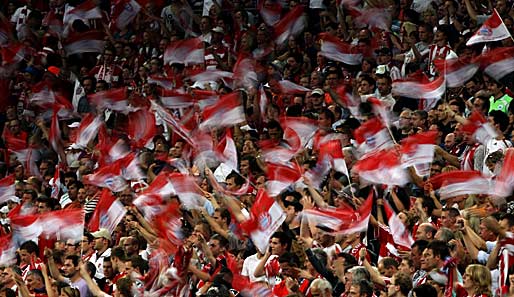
(462, 269, 474, 290)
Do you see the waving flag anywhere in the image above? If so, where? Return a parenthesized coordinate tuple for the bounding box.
(353, 118, 394, 154)
(349, 7, 392, 31)
(188, 70, 234, 84)
(392, 75, 446, 99)
(199, 92, 245, 130)
(150, 101, 195, 147)
(164, 37, 205, 66)
(1, 43, 26, 65)
(319, 33, 362, 65)
(215, 129, 238, 171)
(82, 160, 128, 192)
(259, 0, 282, 25)
(75, 114, 103, 149)
(148, 76, 175, 89)
(0, 234, 16, 266)
(383, 200, 414, 249)
(111, 0, 141, 30)
(128, 108, 157, 148)
(133, 173, 176, 219)
(158, 89, 195, 109)
(400, 131, 437, 167)
(64, 0, 102, 25)
(430, 170, 491, 199)
(0, 175, 14, 205)
(280, 116, 318, 150)
(153, 202, 184, 254)
(434, 58, 479, 88)
(63, 30, 105, 56)
(266, 163, 302, 196)
(466, 9, 511, 45)
(494, 148, 514, 197)
(354, 149, 410, 186)
(277, 79, 311, 94)
(232, 55, 259, 89)
(319, 139, 348, 175)
(168, 173, 206, 210)
(301, 191, 373, 234)
(88, 87, 133, 113)
(274, 6, 305, 44)
(461, 110, 498, 144)
(240, 189, 287, 254)
(88, 189, 127, 233)
(481, 46, 514, 80)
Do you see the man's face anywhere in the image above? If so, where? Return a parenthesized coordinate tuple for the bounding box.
(421, 248, 438, 270)
(68, 184, 78, 199)
(77, 188, 87, 203)
(376, 78, 390, 96)
(125, 261, 134, 276)
(124, 238, 139, 256)
(208, 239, 223, 257)
(399, 111, 412, 129)
(444, 134, 455, 148)
(348, 284, 361, 297)
(440, 211, 456, 228)
(81, 236, 91, 252)
(269, 237, 285, 255)
(103, 261, 114, 279)
(225, 177, 238, 192)
(387, 276, 398, 297)
(62, 259, 77, 278)
(399, 259, 412, 275)
(25, 274, 40, 291)
(37, 202, 51, 214)
(240, 160, 250, 175)
(19, 249, 32, 265)
(94, 237, 105, 250)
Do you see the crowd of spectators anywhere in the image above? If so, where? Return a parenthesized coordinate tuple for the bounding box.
(0, 0, 513, 297)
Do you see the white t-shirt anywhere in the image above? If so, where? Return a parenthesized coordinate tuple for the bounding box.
(241, 253, 267, 283)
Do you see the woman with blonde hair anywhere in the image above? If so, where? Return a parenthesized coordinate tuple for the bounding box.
(458, 264, 492, 297)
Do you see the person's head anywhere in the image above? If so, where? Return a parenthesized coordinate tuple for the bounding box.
(387, 272, 412, 297)
(103, 257, 115, 279)
(411, 240, 428, 269)
(36, 196, 56, 213)
(269, 231, 290, 255)
(421, 240, 449, 271)
(123, 236, 139, 257)
(213, 207, 231, 228)
(81, 232, 94, 253)
(0, 287, 16, 297)
(310, 278, 333, 297)
(444, 133, 456, 149)
(92, 228, 111, 251)
(25, 269, 44, 292)
(19, 241, 39, 265)
(22, 189, 37, 205)
(62, 255, 80, 278)
(225, 171, 244, 192)
(488, 110, 509, 133)
(487, 79, 504, 98)
(463, 264, 491, 296)
(358, 74, 376, 95)
(376, 75, 392, 96)
(125, 255, 148, 276)
(65, 239, 80, 255)
(398, 258, 415, 276)
(416, 223, 437, 241)
(440, 207, 460, 229)
(412, 283, 438, 297)
(500, 213, 514, 233)
(412, 110, 428, 130)
(378, 257, 398, 277)
(59, 286, 80, 297)
(208, 234, 228, 257)
(349, 279, 373, 297)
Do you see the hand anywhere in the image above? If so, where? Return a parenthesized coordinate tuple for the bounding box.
(297, 236, 313, 249)
(359, 248, 367, 261)
(44, 247, 53, 258)
(300, 195, 314, 210)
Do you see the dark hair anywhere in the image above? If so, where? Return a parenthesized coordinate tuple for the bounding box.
(320, 108, 335, 124)
(0, 288, 16, 297)
(352, 279, 373, 297)
(501, 213, 514, 228)
(489, 110, 509, 132)
(20, 241, 39, 254)
(211, 233, 229, 249)
(413, 283, 438, 297)
(215, 207, 232, 226)
(226, 171, 245, 188)
(412, 239, 429, 252)
(336, 252, 358, 266)
(111, 246, 127, 262)
(27, 269, 43, 281)
(271, 231, 291, 251)
(86, 261, 96, 278)
(444, 207, 460, 219)
(427, 240, 450, 260)
(382, 257, 399, 269)
(394, 272, 413, 295)
(359, 74, 376, 89)
(278, 252, 300, 267)
(36, 196, 57, 210)
(23, 189, 37, 201)
(65, 255, 80, 267)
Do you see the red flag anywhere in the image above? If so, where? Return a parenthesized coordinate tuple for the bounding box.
(348, 7, 392, 31)
(1, 43, 26, 65)
(88, 189, 127, 233)
(461, 110, 498, 144)
(111, 0, 141, 30)
(88, 87, 131, 112)
(481, 46, 514, 80)
(240, 189, 287, 253)
(147, 76, 175, 90)
(354, 149, 410, 186)
(232, 55, 260, 89)
(64, 0, 102, 25)
(75, 114, 103, 149)
(383, 200, 414, 249)
(400, 131, 437, 167)
(164, 37, 205, 66)
(63, 30, 106, 56)
(49, 106, 62, 156)
(277, 79, 311, 94)
(430, 170, 491, 199)
(319, 33, 362, 65)
(319, 139, 348, 175)
(302, 191, 373, 234)
(280, 116, 318, 151)
(258, 0, 282, 26)
(494, 148, 514, 197)
(266, 162, 302, 196)
(82, 160, 128, 192)
(150, 101, 195, 147)
(158, 89, 195, 109)
(215, 129, 238, 171)
(466, 9, 512, 45)
(392, 75, 446, 99)
(335, 85, 360, 116)
(199, 92, 245, 130)
(133, 173, 175, 219)
(30, 81, 73, 110)
(153, 202, 184, 254)
(0, 234, 16, 266)
(188, 70, 233, 85)
(434, 58, 479, 88)
(274, 6, 305, 45)
(128, 108, 157, 148)
(353, 118, 394, 154)
(42, 9, 63, 36)
(0, 175, 14, 205)
(167, 173, 206, 210)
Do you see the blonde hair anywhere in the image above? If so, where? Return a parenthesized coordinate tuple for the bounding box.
(466, 264, 492, 296)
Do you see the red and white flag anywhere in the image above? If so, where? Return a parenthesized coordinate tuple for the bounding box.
(392, 75, 446, 99)
(258, 0, 282, 26)
(10, 148, 41, 179)
(434, 58, 480, 88)
(0, 175, 14, 205)
(400, 131, 437, 168)
(335, 85, 361, 116)
(42, 9, 64, 36)
(302, 191, 373, 234)
(216, 129, 238, 171)
(49, 107, 62, 157)
(128, 108, 157, 148)
(0, 234, 16, 266)
(1, 43, 26, 65)
(481, 46, 514, 80)
(168, 173, 206, 210)
(266, 162, 302, 196)
(232, 55, 259, 89)
(353, 118, 394, 154)
(164, 37, 205, 66)
(199, 92, 245, 130)
(64, 0, 102, 25)
(354, 149, 410, 186)
(11, 209, 84, 244)
(280, 116, 318, 151)
(82, 160, 128, 192)
(111, 0, 141, 30)
(188, 70, 234, 84)
(274, 6, 305, 45)
(63, 30, 105, 56)
(88, 87, 132, 113)
(319, 33, 362, 65)
(349, 7, 392, 31)
(383, 200, 414, 249)
(148, 76, 175, 89)
(277, 79, 311, 94)
(367, 96, 392, 127)
(153, 202, 184, 254)
(430, 170, 492, 199)
(150, 101, 195, 147)
(466, 9, 512, 45)
(133, 173, 175, 219)
(319, 139, 348, 176)
(88, 189, 127, 233)
(494, 148, 514, 197)
(75, 113, 103, 149)
(461, 110, 498, 144)
(240, 189, 287, 254)
(31, 81, 73, 110)
(159, 89, 195, 109)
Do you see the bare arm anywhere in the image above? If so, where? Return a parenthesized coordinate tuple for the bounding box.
(359, 249, 386, 286)
(254, 250, 271, 277)
(46, 248, 65, 282)
(79, 262, 107, 297)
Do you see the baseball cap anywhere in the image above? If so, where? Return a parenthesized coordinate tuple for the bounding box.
(91, 228, 111, 241)
(211, 26, 224, 34)
(311, 88, 325, 96)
